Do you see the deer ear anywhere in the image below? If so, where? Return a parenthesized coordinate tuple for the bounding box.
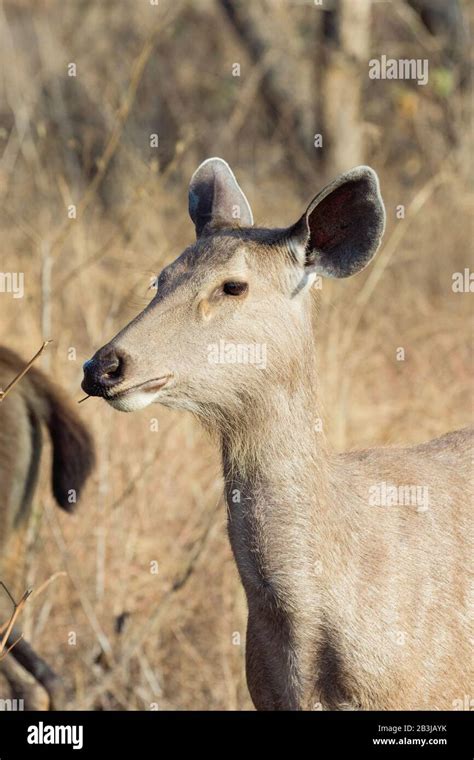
(188, 157, 254, 238)
(289, 166, 385, 278)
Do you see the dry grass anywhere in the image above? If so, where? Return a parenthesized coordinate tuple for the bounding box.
(0, 0, 471, 709)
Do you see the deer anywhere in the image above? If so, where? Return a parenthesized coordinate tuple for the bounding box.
(82, 158, 472, 711)
(0, 346, 95, 708)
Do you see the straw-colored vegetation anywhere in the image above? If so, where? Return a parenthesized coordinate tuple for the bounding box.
(0, 0, 471, 709)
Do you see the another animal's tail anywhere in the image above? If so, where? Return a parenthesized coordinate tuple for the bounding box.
(28, 364, 95, 512)
(0, 347, 95, 512)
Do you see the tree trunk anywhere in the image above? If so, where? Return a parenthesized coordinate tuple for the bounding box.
(318, 0, 372, 178)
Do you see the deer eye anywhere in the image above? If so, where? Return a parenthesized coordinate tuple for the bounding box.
(222, 281, 248, 296)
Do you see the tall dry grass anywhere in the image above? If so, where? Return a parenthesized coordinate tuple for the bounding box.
(0, 0, 471, 709)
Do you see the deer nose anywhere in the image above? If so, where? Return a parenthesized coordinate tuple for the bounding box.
(82, 345, 127, 396)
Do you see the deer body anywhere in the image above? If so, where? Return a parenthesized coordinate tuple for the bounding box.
(225, 421, 471, 710)
(83, 158, 472, 710)
(221, 328, 471, 710)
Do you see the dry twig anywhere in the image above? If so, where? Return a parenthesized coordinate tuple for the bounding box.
(0, 583, 32, 659)
(0, 340, 52, 403)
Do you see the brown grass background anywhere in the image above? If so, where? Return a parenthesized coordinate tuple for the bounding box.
(0, 0, 472, 709)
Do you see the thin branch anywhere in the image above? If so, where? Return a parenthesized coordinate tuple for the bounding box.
(0, 585, 33, 660)
(30, 571, 67, 602)
(0, 340, 52, 403)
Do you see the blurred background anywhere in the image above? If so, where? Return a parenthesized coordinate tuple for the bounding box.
(0, 0, 471, 710)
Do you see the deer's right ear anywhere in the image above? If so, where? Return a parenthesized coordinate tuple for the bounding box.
(288, 166, 385, 278)
(188, 157, 254, 238)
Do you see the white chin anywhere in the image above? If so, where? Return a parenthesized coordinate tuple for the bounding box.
(105, 390, 159, 413)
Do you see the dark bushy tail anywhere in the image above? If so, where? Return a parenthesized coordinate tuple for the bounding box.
(0, 346, 95, 512)
(45, 390, 96, 511)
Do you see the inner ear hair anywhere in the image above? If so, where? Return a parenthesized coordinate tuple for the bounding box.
(296, 166, 386, 279)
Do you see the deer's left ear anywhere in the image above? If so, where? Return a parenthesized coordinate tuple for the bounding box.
(288, 166, 385, 278)
(188, 157, 253, 238)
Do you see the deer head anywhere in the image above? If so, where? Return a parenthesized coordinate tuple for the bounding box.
(82, 158, 385, 420)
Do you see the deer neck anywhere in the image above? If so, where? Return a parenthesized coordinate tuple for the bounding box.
(219, 352, 331, 617)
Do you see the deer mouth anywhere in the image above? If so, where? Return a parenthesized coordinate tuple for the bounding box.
(107, 375, 172, 400)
